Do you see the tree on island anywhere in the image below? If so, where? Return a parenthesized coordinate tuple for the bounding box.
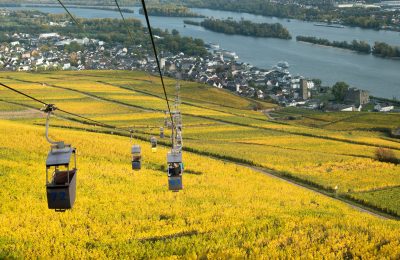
(199, 18, 292, 39)
(373, 42, 400, 58)
(332, 81, 349, 102)
(296, 36, 371, 54)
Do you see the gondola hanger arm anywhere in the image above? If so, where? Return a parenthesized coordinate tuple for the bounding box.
(42, 104, 65, 148)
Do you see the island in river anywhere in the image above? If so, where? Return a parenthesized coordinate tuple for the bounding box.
(185, 18, 292, 40)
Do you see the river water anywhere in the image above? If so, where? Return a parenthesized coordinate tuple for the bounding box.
(6, 5, 400, 98)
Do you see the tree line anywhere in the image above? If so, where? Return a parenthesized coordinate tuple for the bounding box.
(296, 36, 371, 53)
(27, 5, 135, 13)
(372, 42, 400, 58)
(183, 20, 200, 26)
(173, 0, 400, 31)
(138, 5, 204, 17)
(296, 35, 400, 59)
(193, 18, 292, 40)
(4, 0, 399, 31)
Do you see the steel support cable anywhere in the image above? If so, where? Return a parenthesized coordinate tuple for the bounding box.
(55, 0, 155, 132)
(52, 0, 138, 134)
(56, 0, 85, 32)
(113, 0, 154, 87)
(0, 82, 47, 105)
(114, 0, 135, 43)
(57, 0, 173, 133)
(0, 82, 131, 133)
(140, 0, 175, 130)
(56, 108, 129, 131)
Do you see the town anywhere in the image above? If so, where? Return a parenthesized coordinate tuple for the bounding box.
(0, 17, 398, 113)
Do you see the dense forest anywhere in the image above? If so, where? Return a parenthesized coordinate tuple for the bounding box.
(340, 8, 389, 29)
(138, 5, 204, 17)
(0, 11, 208, 57)
(296, 36, 371, 54)
(191, 18, 292, 39)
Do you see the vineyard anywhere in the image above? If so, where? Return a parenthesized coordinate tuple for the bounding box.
(0, 70, 400, 258)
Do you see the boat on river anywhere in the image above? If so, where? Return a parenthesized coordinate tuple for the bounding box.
(205, 42, 220, 50)
(222, 50, 239, 60)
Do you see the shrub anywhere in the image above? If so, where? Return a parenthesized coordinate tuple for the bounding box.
(375, 147, 398, 164)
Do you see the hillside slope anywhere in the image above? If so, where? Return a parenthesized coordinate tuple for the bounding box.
(1, 70, 399, 215)
(0, 120, 400, 258)
(0, 70, 400, 257)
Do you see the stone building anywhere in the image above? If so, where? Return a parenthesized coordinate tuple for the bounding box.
(299, 79, 309, 100)
(344, 88, 369, 106)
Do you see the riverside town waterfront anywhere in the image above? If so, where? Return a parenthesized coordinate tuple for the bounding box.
(5, 4, 400, 98)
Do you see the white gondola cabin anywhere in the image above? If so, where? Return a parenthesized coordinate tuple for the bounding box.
(167, 151, 183, 191)
(46, 143, 77, 211)
(131, 145, 141, 170)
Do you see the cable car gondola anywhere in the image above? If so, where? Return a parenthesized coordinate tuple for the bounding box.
(150, 136, 157, 152)
(167, 151, 183, 192)
(46, 144, 77, 211)
(43, 104, 77, 212)
(131, 145, 141, 170)
(130, 130, 142, 171)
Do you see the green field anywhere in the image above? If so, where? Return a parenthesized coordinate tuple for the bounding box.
(351, 186, 400, 215)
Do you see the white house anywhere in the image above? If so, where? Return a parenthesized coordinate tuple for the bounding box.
(36, 58, 44, 65)
(341, 105, 362, 112)
(39, 33, 60, 39)
(62, 63, 71, 70)
(55, 40, 72, 46)
(73, 38, 85, 45)
(257, 89, 264, 99)
(375, 104, 394, 112)
(22, 52, 31, 59)
(341, 106, 354, 112)
(18, 66, 30, 71)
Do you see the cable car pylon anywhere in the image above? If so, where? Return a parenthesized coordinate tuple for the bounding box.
(43, 104, 77, 212)
(167, 79, 184, 192)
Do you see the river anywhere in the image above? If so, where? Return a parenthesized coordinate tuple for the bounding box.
(5, 5, 400, 98)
